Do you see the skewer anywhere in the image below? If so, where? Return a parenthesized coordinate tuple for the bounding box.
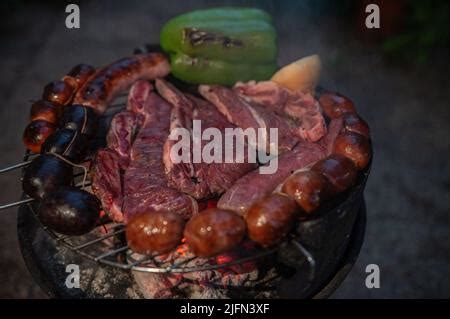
(291, 238, 316, 281)
(0, 151, 39, 174)
(0, 158, 90, 176)
(0, 197, 34, 211)
(0, 177, 93, 211)
(1, 92, 127, 176)
(0, 160, 32, 174)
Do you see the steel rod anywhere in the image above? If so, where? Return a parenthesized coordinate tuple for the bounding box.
(94, 246, 129, 261)
(0, 160, 32, 174)
(72, 228, 125, 250)
(291, 239, 316, 282)
(0, 197, 34, 211)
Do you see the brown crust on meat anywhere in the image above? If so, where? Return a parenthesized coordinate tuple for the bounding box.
(74, 53, 169, 113)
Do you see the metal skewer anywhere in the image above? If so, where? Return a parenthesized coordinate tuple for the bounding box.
(0, 160, 32, 174)
(0, 197, 34, 210)
(0, 177, 92, 211)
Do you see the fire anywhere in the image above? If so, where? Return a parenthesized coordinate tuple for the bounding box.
(175, 240, 189, 257)
(216, 254, 233, 264)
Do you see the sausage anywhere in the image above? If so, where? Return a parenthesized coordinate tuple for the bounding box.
(126, 211, 185, 255)
(42, 80, 76, 105)
(342, 113, 370, 138)
(319, 91, 356, 119)
(73, 53, 170, 114)
(61, 104, 98, 137)
(333, 131, 371, 170)
(22, 154, 73, 199)
(23, 120, 56, 153)
(41, 128, 89, 163)
(281, 170, 330, 214)
(246, 193, 298, 247)
(30, 100, 61, 124)
(42, 64, 95, 107)
(38, 186, 100, 236)
(311, 154, 358, 194)
(184, 209, 246, 257)
(63, 64, 96, 90)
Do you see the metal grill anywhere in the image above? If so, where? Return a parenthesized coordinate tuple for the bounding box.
(0, 91, 315, 276)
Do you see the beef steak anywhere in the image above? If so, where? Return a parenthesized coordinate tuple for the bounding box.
(217, 141, 326, 215)
(92, 148, 124, 222)
(123, 89, 197, 221)
(156, 79, 257, 199)
(198, 85, 298, 154)
(234, 81, 327, 142)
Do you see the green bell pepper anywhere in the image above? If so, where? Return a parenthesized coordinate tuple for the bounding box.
(160, 7, 278, 85)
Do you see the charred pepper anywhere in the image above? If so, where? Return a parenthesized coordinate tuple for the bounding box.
(160, 7, 278, 85)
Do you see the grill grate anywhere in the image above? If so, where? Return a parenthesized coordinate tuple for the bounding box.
(0, 91, 315, 276)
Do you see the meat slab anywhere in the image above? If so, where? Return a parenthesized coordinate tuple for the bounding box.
(106, 110, 139, 169)
(93, 78, 342, 223)
(123, 86, 197, 221)
(92, 148, 124, 222)
(234, 81, 327, 142)
(93, 80, 197, 222)
(156, 79, 257, 199)
(198, 85, 298, 154)
(217, 141, 326, 215)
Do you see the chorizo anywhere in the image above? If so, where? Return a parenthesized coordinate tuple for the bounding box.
(126, 211, 185, 255)
(184, 209, 246, 257)
(281, 170, 330, 214)
(246, 194, 298, 247)
(333, 131, 371, 170)
(73, 53, 170, 114)
(23, 120, 56, 153)
(311, 154, 358, 194)
(319, 91, 356, 119)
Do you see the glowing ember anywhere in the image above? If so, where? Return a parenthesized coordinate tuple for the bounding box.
(175, 243, 189, 257)
(130, 239, 262, 298)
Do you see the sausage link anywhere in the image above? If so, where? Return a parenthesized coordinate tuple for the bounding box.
(333, 131, 371, 170)
(74, 53, 170, 114)
(184, 209, 246, 257)
(246, 193, 298, 247)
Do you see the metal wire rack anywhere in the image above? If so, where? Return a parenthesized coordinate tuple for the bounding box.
(0, 91, 315, 276)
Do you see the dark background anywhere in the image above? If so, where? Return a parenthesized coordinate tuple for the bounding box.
(0, 0, 449, 298)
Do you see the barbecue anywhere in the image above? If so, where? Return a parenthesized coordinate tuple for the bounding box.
(0, 7, 372, 299)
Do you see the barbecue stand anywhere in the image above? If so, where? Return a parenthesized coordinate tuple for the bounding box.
(17, 198, 366, 298)
(0, 45, 370, 297)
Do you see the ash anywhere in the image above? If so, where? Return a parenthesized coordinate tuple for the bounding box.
(130, 241, 274, 299)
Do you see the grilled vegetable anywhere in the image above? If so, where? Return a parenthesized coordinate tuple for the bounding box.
(271, 55, 321, 94)
(160, 7, 278, 85)
(38, 186, 100, 235)
(22, 154, 73, 199)
(170, 52, 276, 86)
